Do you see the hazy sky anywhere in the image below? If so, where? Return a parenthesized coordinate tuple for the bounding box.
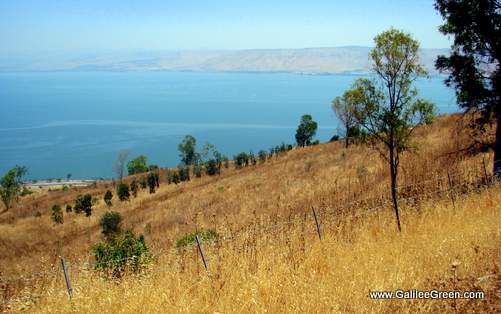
(0, 0, 451, 55)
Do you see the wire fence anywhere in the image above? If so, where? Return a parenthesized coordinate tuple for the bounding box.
(1, 158, 500, 302)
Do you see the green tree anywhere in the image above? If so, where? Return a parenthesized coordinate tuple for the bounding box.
(348, 29, 435, 232)
(295, 114, 318, 147)
(117, 183, 130, 201)
(201, 142, 223, 176)
(127, 155, 149, 175)
(104, 190, 113, 207)
(51, 204, 63, 224)
(234, 152, 249, 169)
(99, 211, 122, 239)
(112, 149, 130, 182)
(0, 166, 27, 212)
(332, 92, 362, 148)
(205, 159, 219, 176)
(74, 194, 93, 217)
(435, 0, 501, 174)
(178, 135, 197, 166)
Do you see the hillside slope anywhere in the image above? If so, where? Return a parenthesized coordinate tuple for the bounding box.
(0, 47, 448, 74)
(1, 114, 500, 312)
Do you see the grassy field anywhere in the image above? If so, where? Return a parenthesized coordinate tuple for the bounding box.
(1, 114, 500, 312)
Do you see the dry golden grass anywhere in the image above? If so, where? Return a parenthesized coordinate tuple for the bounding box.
(1, 113, 500, 312)
(11, 182, 501, 313)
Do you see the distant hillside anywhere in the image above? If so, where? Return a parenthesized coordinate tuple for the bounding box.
(0, 47, 449, 74)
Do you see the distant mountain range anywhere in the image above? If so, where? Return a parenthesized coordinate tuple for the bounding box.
(0, 47, 449, 74)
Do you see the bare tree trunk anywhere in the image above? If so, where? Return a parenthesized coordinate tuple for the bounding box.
(389, 146, 402, 232)
(345, 122, 349, 148)
(494, 111, 501, 176)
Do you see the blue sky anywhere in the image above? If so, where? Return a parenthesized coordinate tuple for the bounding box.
(0, 0, 450, 54)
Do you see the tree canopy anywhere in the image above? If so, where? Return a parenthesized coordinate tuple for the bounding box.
(295, 114, 318, 147)
(347, 29, 435, 231)
(0, 166, 27, 212)
(332, 90, 363, 147)
(435, 0, 501, 173)
(178, 135, 197, 166)
(127, 155, 149, 175)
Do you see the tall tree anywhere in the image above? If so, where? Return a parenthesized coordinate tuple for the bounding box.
(0, 166, 27, 212)
(332, 91, 361, 147)
(434, 0, 501, 174)
(348, 29, 435, 232)
(127, 155, 149, 175)
(178, 135, 197, 166)
(112, 149, 130, 182)
(295, 114, 318, 147)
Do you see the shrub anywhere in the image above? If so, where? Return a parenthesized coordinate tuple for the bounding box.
(205, 159, 219, 176)
(330, 135, 340, 142)
(20, 187, 33, 196)
(178, 166, 190, 182)
(147, 172, 157, 194)
(74, 194, 92, 217)
(92, 230, 151, 277)
(117, 183, 130, 201)
(51, 204, 63, 224)
(193, 163, 203, 178)
(130, 179, 139, 197)
(167, 170, 180, 185)
(154, 172, 160, 188)
(104, 190, 113, 207)
(268, 147, 273, 157)
(234, 152, 249, 169)
(99, 211, 122, 239)
(223, 156, 229, 169)
(175, 229, 219, 249)
(148, 165, 159, 171)
(249, 151, 257, 166)
(65, 204, 72, 213)
(258, 150, 267, 163)
(279, 143, 287, 153)
(62, 185, 69, 192)
(139, 176, 147, 189)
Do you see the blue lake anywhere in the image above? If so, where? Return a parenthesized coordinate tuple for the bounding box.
(0, 71, 457, 180)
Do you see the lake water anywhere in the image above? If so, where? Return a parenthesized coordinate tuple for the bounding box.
(0, 71, 457, 180)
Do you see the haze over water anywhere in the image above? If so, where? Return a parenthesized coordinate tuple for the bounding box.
(0, 71, 457, 180)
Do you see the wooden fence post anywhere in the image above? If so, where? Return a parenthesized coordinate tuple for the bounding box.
(311, 207, 322, 240)
(447, 172, 456, 210)
(60, 257, 73, 300)
(195, 235, 208, 271)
